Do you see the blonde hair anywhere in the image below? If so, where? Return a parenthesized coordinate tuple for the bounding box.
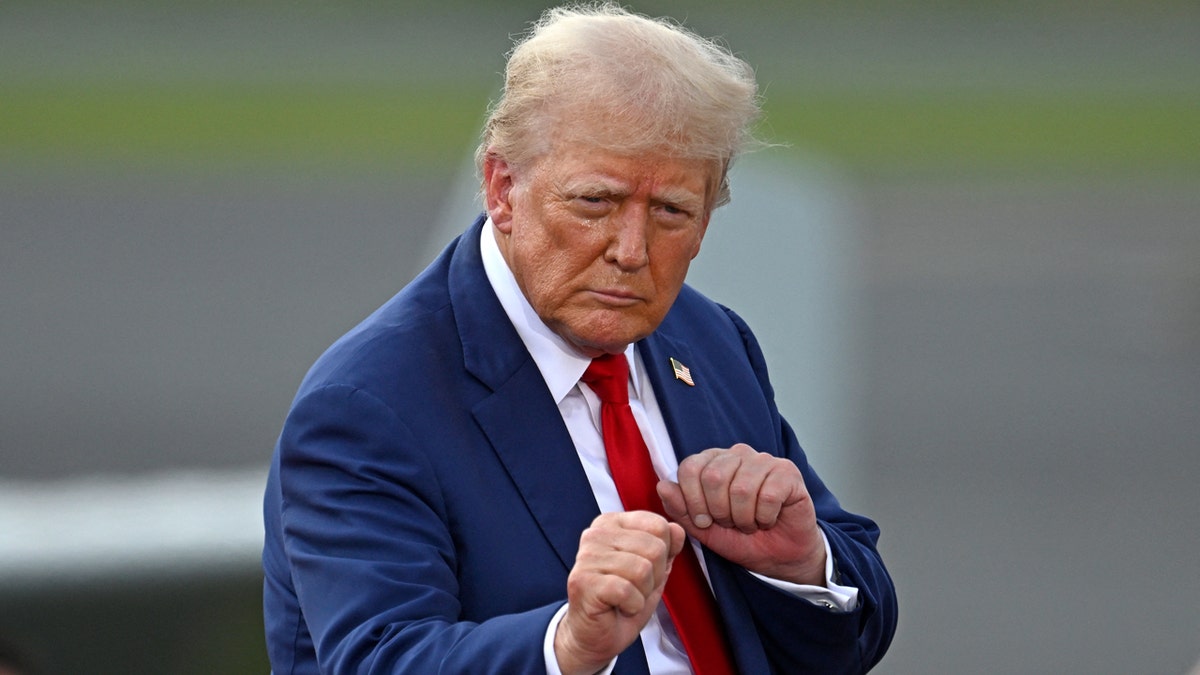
(477, 2, 762, 207)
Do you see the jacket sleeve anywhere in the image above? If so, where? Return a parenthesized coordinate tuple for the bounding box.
(720, 305, 899, 673)
(276, 383, 556, 674)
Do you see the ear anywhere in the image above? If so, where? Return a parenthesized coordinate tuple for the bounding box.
(483, 152, 516, 233)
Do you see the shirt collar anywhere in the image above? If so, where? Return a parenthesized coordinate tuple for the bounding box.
(479, 217, 642, 403)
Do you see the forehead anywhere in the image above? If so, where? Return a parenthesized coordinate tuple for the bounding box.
(534, 143, 718, 204)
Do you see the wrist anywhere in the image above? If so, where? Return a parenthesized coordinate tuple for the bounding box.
(553, 616, 607, 675)
(770, 554, 827, 587)
(757, 529, 830, 586)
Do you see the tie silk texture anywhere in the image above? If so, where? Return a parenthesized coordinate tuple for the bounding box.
(581, 353, 737, 675)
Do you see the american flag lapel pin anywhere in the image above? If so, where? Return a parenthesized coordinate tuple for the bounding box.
(669, 357, 695, 386)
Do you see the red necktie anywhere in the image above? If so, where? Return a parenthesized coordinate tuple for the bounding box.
(582, 353, 738, 675)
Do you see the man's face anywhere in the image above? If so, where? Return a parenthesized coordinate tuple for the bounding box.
(485, 143, 715, 357)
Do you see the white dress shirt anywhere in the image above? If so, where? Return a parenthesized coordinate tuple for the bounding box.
(478, 219, 857, 675)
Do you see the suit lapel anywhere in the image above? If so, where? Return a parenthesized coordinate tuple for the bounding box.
(471, 363, 600, 571)
(449, 216, 599, 572)
(638, 332, 720, 462)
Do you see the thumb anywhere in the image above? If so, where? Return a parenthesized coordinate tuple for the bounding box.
(656, 480, 712, 543)
(666, 521, 687, 559)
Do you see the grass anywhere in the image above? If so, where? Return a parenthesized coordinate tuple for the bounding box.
(766, 89, 1200, 176)
(0, 82, 488, 171)
(2, 80, 1197, 177)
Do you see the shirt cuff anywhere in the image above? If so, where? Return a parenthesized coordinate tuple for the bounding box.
(748, 529, 859, 612)
(544, 603, 618, 675)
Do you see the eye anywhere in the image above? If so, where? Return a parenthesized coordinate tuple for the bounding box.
(655, 202, 692, 221)
(568, 193, 614, 216)
(572, 195, 611, 214)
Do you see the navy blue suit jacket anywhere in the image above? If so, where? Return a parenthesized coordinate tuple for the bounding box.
(262, 216, 897, 674)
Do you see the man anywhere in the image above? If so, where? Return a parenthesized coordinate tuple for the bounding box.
(263, 4, 897, 674)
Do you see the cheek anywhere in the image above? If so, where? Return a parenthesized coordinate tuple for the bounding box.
(650, 240, 700, 287)
(517, 250, 578, 310)
(535, 232, 602, 279)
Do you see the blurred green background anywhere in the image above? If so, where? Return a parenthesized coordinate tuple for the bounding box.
(1, 1, 1197, 673)
(4, 0, 1197, 177)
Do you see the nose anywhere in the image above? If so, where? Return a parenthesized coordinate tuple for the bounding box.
(605, 205, 650, 271)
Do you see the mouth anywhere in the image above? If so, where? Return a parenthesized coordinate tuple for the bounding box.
(587, 288, 643, 307)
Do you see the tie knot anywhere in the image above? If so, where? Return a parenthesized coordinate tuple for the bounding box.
(582, 353, 630, 404)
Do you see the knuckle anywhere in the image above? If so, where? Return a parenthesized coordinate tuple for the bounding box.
(590, 575, 621, 602)
(646, 535, 668, 561)
(579, 527, 604, 546)
(608, 577, 638, 606)
(757, 486, 785, 506)
(629, 555, 654, 582)
(728, 479, 755, 500)
(699, 464, 727, 489)
(630, 510, 667, 532)
(676, 459, 702, 481)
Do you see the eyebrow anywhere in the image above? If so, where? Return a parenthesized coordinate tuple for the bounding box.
(559, 178, 629, 198)
(653, 187, 705, 210)
(560, 178, 704, 206)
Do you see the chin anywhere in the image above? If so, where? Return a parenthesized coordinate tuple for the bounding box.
(557, 310, 657, 355)
(588, 331, 654, 355)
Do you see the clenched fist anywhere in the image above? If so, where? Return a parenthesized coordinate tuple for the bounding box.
(554, 511, 686, 675)
(657, 443, 827, 586)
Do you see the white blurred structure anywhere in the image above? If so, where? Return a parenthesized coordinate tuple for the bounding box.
(691, 151, 866, 500)
(0, 469, 266, 588)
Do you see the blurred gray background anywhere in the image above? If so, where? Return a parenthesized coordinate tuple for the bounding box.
(2, 1, 1198, 673)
